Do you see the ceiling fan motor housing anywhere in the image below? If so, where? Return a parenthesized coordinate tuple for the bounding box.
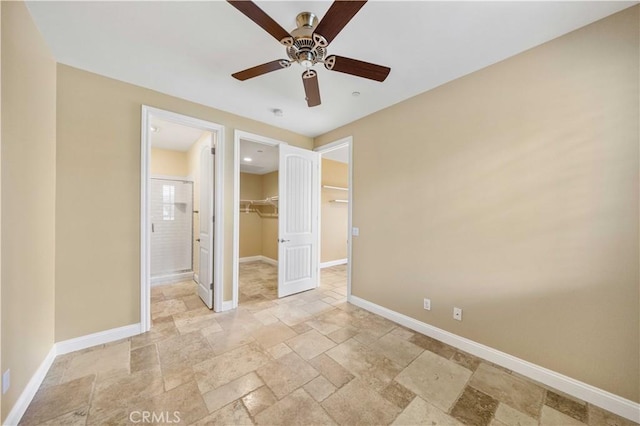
(283, 12, 327, 67)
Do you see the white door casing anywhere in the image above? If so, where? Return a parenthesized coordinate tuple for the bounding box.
(278, 144, 320, 297)
(198, 142, 214, 308)
(142, 106, 224, 331)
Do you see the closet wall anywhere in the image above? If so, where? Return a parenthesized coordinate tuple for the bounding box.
(321, 158, 349, 264)
(239, 173, 263, 258)
(239, 171, 279, 262)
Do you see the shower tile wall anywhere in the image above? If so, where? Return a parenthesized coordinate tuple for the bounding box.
(151, 179, 193, 276)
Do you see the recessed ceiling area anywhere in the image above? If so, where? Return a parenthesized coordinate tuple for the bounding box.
(26, 1, 635, 137)
(240, 140, 279, 175)
(150, 117, 207, 152)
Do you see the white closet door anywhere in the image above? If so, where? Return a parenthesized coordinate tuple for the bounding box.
(278, 144, 320, 298)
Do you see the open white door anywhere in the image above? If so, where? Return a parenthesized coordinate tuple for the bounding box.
(198, 142, 214, 308)
(278, 144, 320, 297)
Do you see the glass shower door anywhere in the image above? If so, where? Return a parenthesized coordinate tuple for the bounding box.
(150, 178, 193, 279)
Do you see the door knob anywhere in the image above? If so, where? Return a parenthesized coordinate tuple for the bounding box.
(278, 238, 290, 243)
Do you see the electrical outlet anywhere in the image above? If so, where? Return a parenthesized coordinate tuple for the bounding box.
(423, 298, 431, 310)
(2, 369, 10, 394)
(352, 227, 360, 236)
(453, 307, 463, 321)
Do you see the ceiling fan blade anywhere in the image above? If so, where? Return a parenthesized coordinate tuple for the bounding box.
(227, 1, 292, 43)
(324, 55, 390, 82)
(314, 1, 367, 45)
(232, 60, 291, 81)
(302, 69, 321, 107)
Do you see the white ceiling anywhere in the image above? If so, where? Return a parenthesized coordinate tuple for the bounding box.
(26, 1, 635, 138)
(240, 140, 279, 175)
(150, 117, 208, 152)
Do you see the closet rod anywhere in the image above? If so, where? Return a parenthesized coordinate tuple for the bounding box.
(322, 185, 348, 191)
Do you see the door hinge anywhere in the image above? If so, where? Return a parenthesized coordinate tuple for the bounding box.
(210, 283, 213, 290)
(211, 147, 216, 155)
(212, 215, 215, 223)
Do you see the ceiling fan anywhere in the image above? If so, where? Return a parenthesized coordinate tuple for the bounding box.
(228, 0, 391, 107)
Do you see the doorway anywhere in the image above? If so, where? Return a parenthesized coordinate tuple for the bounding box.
(237, 139, 280, 304)
(315, 137, 353, 298)
(140, 106, 224, 332)
(232, 131, 320, 308)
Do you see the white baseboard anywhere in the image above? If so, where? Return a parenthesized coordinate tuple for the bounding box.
(4, 323, 143, 425)
(193, 273, 199, 284)
(55, 323, 142, 355)
(150, 271, 193, 287)
(348, 295, 640, 423)
(3, 346, 57, 426)
(320, 258, 348, 268)
(239, 256, 262, 263)
(240, 255, 278, 266)
(260, 256, 277, 266)
(221, 300, 234, 311)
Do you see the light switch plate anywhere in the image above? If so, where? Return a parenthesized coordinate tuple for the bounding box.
(352, 227, 360, 236)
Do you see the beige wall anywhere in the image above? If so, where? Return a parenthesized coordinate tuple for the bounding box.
(239, 172, 263, 258)
(315, 6, 639, 402)
(321, 159, 349, 263)
(1, 2, 56, 420)
(261, 171, 279, 261)
(186, 132, 211, 276)
(56, 65, 312, 341)
(151, 148, 188, 177)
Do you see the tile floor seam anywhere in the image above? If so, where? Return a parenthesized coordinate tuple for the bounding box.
(448, 375, 474, 416)
(85, 372, 98, 425)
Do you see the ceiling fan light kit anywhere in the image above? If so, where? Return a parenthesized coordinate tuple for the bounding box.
(228, 0, 391, 107)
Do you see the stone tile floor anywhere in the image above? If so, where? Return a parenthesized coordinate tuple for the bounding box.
(21, 262, 637, 425)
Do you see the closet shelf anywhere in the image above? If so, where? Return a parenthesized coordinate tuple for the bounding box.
(240, 196, 278, 207)
(323, 185, 348, 191)
(330, 199, 349, 203)
(240, 208, 278, 218)
(240, 196, 278, 218)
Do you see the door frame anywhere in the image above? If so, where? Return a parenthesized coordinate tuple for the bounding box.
(314, 136, 353, 298)
(140, 106, 225, 331)
(232, 130, 284, 309)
